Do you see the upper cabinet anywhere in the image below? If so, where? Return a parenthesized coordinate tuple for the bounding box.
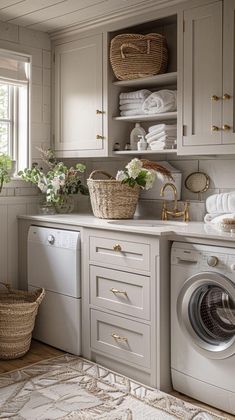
(54, 34, 106, 157)
(178, 0, 235, 155)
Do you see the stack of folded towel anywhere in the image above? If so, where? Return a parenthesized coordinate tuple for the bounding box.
(204, 192, 235, 225)
(145, 123, 177, 150)
(119, 89, 151, 116)
(142, 90, 177, 114)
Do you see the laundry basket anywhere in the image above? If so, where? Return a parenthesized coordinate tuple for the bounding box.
(87, 170, 140, 219)
(110, 33, 168, 80)
(0, 284, 45, 359)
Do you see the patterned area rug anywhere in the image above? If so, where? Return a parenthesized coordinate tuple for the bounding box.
(0, 354, 227, 420)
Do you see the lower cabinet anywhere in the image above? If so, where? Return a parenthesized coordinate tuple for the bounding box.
(82, 228, 171, 391)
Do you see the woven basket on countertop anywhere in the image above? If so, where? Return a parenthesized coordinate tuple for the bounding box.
(87, 170, 140, 219)
(110, 33, 168, 80)
(0, 284, 45, 360)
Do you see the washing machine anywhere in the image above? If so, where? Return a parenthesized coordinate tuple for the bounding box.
(171, 242, 235, 415)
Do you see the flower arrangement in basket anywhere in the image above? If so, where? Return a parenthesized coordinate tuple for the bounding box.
(87, 158, 172, 219)
(18, 148, 89, 213)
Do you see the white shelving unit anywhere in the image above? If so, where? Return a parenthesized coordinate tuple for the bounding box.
(113, 72, 177, 88)
(113, 112, 177, 122)
(113, 149, 177, 155)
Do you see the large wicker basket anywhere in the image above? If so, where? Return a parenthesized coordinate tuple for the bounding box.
(87, 170, 140, 219)
(110, 33, 168, 80)
(0, 284, 45, 360)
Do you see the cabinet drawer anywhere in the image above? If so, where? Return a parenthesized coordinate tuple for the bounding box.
(90, 266, 150, 320)
(91, 310, 150, 369)
(89, 235, 150, 271)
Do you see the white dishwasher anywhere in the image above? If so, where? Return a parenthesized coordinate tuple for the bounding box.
(27, 225, 81, 355)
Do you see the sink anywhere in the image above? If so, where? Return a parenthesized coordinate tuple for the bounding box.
(107, 220, 188, 228)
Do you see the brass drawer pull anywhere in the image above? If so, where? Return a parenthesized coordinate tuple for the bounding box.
(211, 125, 220, 132)
(223, 93, 231, 100)
(110, 287, 127, 297)
(113, 244, 122, 252)
(222, 124, 231, 131)
(96, 134, 105, 140)
(211, 95, 220, 101)
(112, 333, 128, 342)
(96, 109, 105, 114)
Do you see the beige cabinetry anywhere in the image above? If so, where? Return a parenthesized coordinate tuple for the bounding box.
(179, 0, 235, 155)
(82, 228, 171, 390)
(54, 33, 106, 157)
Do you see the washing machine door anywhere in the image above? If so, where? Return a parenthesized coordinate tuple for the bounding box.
(177, 272, 235, 359)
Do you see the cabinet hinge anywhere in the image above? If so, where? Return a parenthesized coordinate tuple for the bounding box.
(183, 125, 186, 136)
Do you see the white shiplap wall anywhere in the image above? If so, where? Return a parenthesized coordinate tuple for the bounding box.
(0, 21, 51, 287)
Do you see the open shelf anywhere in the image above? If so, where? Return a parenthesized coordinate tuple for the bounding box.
(113, 72, 177, 88)
(113, 149, 177, 155)
(113, 112, 177, 122)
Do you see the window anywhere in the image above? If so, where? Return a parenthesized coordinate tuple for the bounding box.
(0, 49, 30, 172)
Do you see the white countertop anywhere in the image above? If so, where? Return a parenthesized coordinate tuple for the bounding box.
(18, 213, 235, 243)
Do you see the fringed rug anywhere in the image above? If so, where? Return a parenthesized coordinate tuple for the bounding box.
(0, 354, 227, 420)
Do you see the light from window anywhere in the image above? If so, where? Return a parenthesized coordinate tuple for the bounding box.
(0, 84, 11, 154)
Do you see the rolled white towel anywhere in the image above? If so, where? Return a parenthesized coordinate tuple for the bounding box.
(204, 213, 235, 225)
(120, 89, 151, 100)
(120, 109, 144, 116)
(119, 103, 144, 111)
(206, 192, 235, 214)
(119, 99, 145, 105)
(150, 139, 175, 150)
(142, 90, 177, 114)
(146, 129, 177, 142)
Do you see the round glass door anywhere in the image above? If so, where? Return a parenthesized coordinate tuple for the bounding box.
(177, 273, 235, 358)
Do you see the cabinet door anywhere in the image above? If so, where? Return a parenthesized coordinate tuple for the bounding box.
(180, 2, 223, 153)
(223, 0, 235, 145)
(54, 34, 105, 156)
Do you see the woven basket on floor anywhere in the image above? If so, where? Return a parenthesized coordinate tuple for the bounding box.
(0, 284, 45, 360)
(110, 33, 168, 80)
(87, 170, 140, 219)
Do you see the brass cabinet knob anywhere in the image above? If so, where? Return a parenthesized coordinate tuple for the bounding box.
(96, 134, 105, 139)
(223, 93, 231, 100)
(211, 125, 220, 132)
(222, 124, 231, 131)
(113, 244, 122, 252)
(211, 95, 220, 101)
(96, 109, 105, 114)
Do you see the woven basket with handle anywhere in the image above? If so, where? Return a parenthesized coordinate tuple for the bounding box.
(110, 33, 168, 80)
(87, 170, 140, 219)
(0, 284, 45, 360)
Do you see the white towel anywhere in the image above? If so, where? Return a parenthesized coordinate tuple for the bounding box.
(146, 129, 177, 142)
(204, 213, 235, 225)
(206, 192, 235, 214)
(148, 123, 177, 133)
(119, 103, 144, 111)
(148, 135, 176, 145)
(120, 89, 151, 100)
(142, 90, 177, 114)
(150, 139, 175, 150)
(120, 109, 144, 116)
(119, 99, 144, 105)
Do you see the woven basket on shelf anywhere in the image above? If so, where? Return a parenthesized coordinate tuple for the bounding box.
(0, 284, 45, 360)
(110, 33, 168, 81)
(87, 170, 140, 219)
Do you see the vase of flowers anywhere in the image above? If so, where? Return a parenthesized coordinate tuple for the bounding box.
(87, 158, 172, 219)
(18, 148, 89, 214)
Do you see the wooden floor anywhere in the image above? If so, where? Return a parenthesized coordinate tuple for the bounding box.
(0, 340, 234, 419)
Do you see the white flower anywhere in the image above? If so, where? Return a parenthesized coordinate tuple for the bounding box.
(126, 158, 143, 179)
(37, 181, 47, 193)
(144, 170, 156, 190)
(116, 170, 127, 182)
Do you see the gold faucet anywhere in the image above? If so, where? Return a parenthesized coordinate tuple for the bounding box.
(160, 183, 190, 222)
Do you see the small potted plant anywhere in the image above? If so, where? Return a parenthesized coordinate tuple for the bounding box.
(18, 148, 89, 213)
(0, 153, 13, 193)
